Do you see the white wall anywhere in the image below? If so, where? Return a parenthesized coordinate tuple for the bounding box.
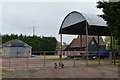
(2, 46, 32, 58)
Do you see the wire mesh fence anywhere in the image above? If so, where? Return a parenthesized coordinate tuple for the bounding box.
(1, 51, 119, 69)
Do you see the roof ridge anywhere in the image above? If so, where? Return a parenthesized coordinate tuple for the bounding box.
(2, 39, 31, 47)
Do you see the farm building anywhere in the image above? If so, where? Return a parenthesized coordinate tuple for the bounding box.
(65, 36, 106, 52)
(0, 39, 32, 58)
(56, 36, 106, 56)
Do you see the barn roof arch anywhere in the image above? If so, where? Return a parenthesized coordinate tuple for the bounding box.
(59, 11, 111, 36)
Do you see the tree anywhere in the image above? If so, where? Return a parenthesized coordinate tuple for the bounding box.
(1, 34, 57, 51)
(97, 1, 120, 50)
(63, 42, 68, 45)
(57, 41, 62, 46)
(104, 36, 111, 49)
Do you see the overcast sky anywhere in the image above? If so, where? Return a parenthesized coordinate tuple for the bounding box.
(0, 0, 103, 43)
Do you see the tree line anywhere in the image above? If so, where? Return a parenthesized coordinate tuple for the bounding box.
(97, 1, 120, 50)
(1, 34, 57, 51)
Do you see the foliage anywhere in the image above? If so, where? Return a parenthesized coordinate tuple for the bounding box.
(57, 41, 62, 46)
(97, 1, 120, 50)
(1, 34, 57, 51)
(104, 36, 111, 49)
(63, 42, 68, 45)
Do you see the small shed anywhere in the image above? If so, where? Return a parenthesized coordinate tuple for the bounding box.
(0, 39, 32, 58)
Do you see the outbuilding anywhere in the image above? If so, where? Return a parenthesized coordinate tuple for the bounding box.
(0, 39, 32, 58)
(65, 36, 106, 51)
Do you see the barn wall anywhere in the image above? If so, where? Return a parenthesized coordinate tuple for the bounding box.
(2, 47, 11, 57)
(88, 38, 99, 51)
(24, 47, 32, 57)
(2, 46, 31, 58)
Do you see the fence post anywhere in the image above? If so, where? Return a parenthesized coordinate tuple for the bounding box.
(27, 52, 29, 69)
(98, 51, 101, 66)
(44, 52, 45, 68)
(73, 51, 75, 67)
(86, 52, 88, 65)
(109, 52, 112, 65)
(113, 53, 116, 65)
(9, 52, 10, 69)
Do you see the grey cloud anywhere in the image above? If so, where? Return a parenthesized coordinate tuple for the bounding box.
(2, 2, 101, 43)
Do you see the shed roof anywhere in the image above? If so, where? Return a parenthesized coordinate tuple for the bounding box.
(59, 11, 111, 36)
(56, 45, 68, 51)
(0, 39, 32, 48)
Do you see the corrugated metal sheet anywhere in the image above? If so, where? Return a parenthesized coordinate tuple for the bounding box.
(61, 11, 107, 29)
(59, 11, 111, 36)
(81, 13, 107, 27)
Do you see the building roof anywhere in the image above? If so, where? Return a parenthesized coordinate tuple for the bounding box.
(68, 36, 105, 48)
(0, 39, 32, 48)
(56, 45, 68, 51)
(59, 11, 111, 36)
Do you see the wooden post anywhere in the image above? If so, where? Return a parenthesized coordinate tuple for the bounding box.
(73, 50, 75, 67)
(86, 21, 88, 65)
(109, 52, 112, 64)
(110, 34, 115, 65)
(44, 52, 45, 68)
(80, 35, 82, 50)
(59, 34, 63, 64)
(27, 52, 29, 69)
(98, 35, 100, 66)
(9, 52, 10, 69)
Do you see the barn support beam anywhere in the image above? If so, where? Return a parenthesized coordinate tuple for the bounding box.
(98, 34, 100, 66)
(86, 21, 89, 65)
(60, 33, 63, 63)
(110, 34, 116, 65)
(80, 35, 82, 50)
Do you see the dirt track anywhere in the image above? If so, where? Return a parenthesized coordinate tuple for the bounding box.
(2, 65, 119, 78)
(1, 57, 119, 78)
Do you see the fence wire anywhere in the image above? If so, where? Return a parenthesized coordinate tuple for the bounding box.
(1, 51, 119, 69)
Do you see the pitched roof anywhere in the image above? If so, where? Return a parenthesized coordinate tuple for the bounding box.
(0, 39, 32, 48)
(69, 36, 105, 48)
(56, 45, 68, 51)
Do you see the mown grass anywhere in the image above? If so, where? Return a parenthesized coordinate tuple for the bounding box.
(32, 56, 44, 58)
(0, 69, 9, 75)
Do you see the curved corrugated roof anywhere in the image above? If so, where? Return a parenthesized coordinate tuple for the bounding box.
(61, 11, 107, 29)
(59, 11, 111, 36)
(81, 13, 107, 27)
